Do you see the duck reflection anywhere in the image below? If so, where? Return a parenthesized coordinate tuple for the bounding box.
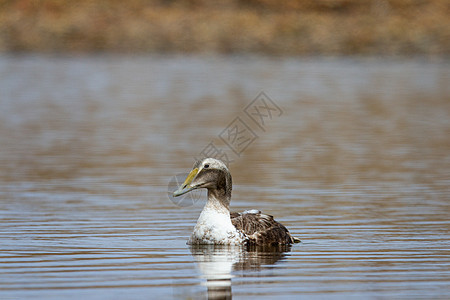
(190, 244, 292, 299)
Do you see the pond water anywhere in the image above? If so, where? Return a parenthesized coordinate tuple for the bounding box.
(0, 55, 449, 299)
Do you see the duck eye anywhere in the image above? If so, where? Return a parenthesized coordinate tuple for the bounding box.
(204, 164, 209, 169)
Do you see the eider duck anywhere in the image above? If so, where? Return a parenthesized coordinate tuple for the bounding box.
(173, 158, 300, 246)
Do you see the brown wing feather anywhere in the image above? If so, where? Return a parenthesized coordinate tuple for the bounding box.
(231, 211, 298, 246)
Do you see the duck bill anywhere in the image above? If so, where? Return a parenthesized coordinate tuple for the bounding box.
(173, 168, 199, 197)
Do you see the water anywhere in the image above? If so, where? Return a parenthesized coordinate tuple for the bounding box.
(0, 55, 449, 299)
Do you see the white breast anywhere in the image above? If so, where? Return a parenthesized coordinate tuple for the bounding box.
(189, 206, 246, 245)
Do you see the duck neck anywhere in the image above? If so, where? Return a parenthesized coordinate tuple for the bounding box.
(204, 188, 230, 215)
(205, 169, 232, 213)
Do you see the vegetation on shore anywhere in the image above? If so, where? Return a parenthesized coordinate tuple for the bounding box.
(0, 0, 448, 55)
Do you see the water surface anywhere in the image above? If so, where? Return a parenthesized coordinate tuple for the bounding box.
(0, 55, 449, 299)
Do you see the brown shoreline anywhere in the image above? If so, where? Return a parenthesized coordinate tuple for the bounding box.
(0, 0, 448, 55)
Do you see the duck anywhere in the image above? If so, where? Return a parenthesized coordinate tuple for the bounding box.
(173, 158, 300, 246)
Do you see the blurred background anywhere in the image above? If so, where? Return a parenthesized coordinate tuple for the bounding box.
(0, 0, 448, 55)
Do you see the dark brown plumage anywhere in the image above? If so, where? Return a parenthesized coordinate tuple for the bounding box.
(231, 211, 299, 246)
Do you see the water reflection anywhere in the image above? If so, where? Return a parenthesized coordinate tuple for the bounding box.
(190, 244, 292, 299)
